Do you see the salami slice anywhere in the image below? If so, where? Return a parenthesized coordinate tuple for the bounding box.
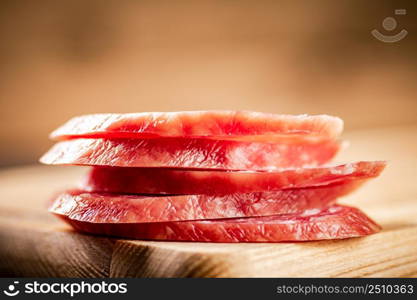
(83, 161, 386, 195)
(50, 111, 343, 141)
(40, 137, 340, 169)
(50, 180, 362, 223)
(59, 205, 381, 242)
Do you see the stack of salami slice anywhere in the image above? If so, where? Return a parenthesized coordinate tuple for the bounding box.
(41, 111, 385, 242)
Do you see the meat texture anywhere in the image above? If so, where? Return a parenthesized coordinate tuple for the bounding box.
(50, 111, 344, 141)
(83, 161, 386, 195)
(50, 180, 363, 223)
(60, 205, 381, 242)
(40, 137, 340, 169)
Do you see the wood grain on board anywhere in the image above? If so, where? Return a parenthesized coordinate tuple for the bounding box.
(0, 125, 416, 277)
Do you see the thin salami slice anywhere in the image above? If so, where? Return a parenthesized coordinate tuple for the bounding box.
(83, 161, 386, 195)
(50, 180, 362, 223)
(50, 111, 343, 141)
(59, 205, 381, 242)
(40, 137, 340, 169)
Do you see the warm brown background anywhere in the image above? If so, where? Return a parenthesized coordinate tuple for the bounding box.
(0, 0, 416, 167)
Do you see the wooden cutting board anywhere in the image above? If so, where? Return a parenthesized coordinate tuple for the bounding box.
(1, 125, 416, 278)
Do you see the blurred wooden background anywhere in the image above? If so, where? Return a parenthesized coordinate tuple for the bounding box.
(0, 0, 416, 167)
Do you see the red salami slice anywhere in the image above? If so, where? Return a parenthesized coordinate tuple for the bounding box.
(40, 137, 340, 169)
(59, 205, 381, 242)
(83, 161, 386, 195)
(50, 180, 362, 223)
(50, 111, 343, 141)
